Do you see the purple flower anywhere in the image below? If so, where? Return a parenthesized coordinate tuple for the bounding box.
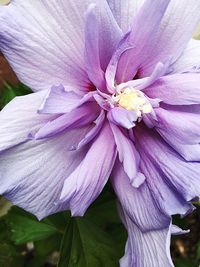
(0, 0, 200, 266)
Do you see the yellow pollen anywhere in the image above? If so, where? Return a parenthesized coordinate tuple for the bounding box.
(114, 87, 152, 114)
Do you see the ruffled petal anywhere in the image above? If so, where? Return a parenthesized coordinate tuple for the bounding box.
(144, 73, 200, 105)
(0, 127, 89, 219)
(119, 207, 174, 267)
(60, 122, 117, 216)
(135, 126, 200, 205)
(111, 160, 170, 232)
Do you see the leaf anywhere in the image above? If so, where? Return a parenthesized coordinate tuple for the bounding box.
(175, 258, 197, 267)
(0, 244, 24, 267)
(5, 207, 58, 244)
(58, 217, 120, 267)
(0, 82, 31, 108)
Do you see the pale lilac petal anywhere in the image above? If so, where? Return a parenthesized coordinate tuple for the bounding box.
(38, 85, 83, 114)
(110, 123, 143, 186)
(0, 0, 116, 92)
(136, 126, 200, 204)
(111, 160, 170, 232)
(34, 103, 100, 140)
(108, 107, 137, 129)
(60, 122, 117, 216)
(172, 39, 200, 73)
(0, 127, 89, 219)
(144, 73, 200, 105)
(119, 207, 173, 267)
(107, 0, 144, 32)
(84, 3, 122, 91)
(0, 90, 51, 152)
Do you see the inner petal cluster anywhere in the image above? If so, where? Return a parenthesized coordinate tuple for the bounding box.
(112, 87, 152, 117)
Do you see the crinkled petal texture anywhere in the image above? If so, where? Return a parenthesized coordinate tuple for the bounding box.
(0, 0, 121, 92)
(0, 90, 115, 219)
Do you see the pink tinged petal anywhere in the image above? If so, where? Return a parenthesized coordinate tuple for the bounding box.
(136, 126, 200, 204)
(71, 110, 106, 150)
(110, 123, 144, 187)
(115, 0, 170, 83)
(0, 127, 90, 220)
(0, 0, 114, 92)
(38, 85, 83, 114)
(0, 90, 52, 152)
(172, 39, 200, 73)
(107, 0, 144, 32)
(119, 207, 174, 267)
(111, 161, 170, 232)
(144, 73, 200, 105)
(60, 122, 117, 216)
(34, 103, 100, 140)
(108, 107, 137, 129)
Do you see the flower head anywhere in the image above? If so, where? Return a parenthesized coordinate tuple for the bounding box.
(0, 0, 200, 266)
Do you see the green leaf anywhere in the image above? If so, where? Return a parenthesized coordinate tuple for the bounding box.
(5, 207, 58, 244)
(58, 217, 120, 267)
(0, 82, 31, 108)
(0, 244, 24, 267)
(175, 258, 197, 267)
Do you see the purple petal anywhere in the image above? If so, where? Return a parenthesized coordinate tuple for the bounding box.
(60, 122, 117, 216)
(84, 3, 122, 91)
(38, 85, 83, 114)
(135, 126, 200, 205)
(110, 124, 143, 186)
(34, 103, 100, 140)
(108, 107, 137, 129)
(119, 207, 174, 267)
(0, 127, 90, 219)
(0, 90, 51, 152)
(111, 160, 170, 232)
(144, 73, 200, 105)
(107, 0, 144, 32)
(0, 0, 106, 92)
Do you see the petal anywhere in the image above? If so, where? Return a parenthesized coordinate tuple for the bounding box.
(34, 102, 100, 139)
(172, 39, 200, 73)
(38, 85, 83, 114)
(0, 127, 89, 219)
(135, 126, 200, 204)
(119, 207, 174, 267)
(115, 0, 200, 82)
(0, 90, 50, 152)
(84, 3, 122, 91)
(110, 123, 144, 186)
(111, 160, 170, 232)
(108, 107, 137, 129)
(107, 0, 144, 32)
(144, 73, 200, 105)
(0, 0, 118, 92)
(60, 122, 117, 216)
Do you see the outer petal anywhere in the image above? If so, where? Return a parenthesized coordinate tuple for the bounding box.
(0, 0, 119, 92)
(0, 127, 89, 219)
(111, 160, 170, 232)
(135, 126, 200, 204)
(60, 122, 117, 216)
(144, 73, 200, 105)
(106, 0, 144, 32)
(119, 207, 174, 267)
(0, 90, 50, 152)
(115, 0, 200, 82)
(172, 39, 200, 73)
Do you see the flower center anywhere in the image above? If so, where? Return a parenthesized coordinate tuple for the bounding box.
(112, 87, 152, 116)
